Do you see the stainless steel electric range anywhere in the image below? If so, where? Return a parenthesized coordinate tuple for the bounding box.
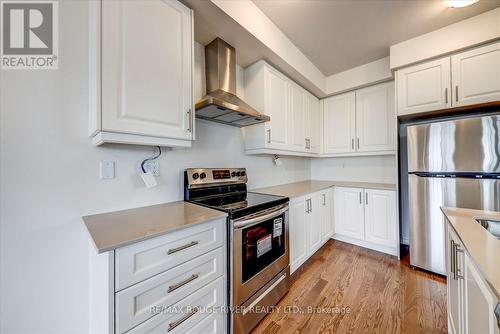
(184, 168, 290, 334)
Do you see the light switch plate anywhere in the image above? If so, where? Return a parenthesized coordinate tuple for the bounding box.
(99, 161, 115, 179)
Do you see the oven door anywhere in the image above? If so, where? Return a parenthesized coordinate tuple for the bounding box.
(232, 204, 289, 306)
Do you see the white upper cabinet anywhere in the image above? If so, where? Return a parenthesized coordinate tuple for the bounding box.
(364, 189, 397, 248)
(289, 83, 306, 151)
(396, 57, 451, 116)
(244, 61, 290, 151)
(244, 60, 320, 155)
(323, 82, 395, 156)
(306, 93, 321, 154)
(265, 67, 289, 148)
(452, 41, 500, 107)
(323, 92, 356, 154)
(396, 41, 500, 116)
(90, 0, 194, 147)
(356, 82, 396, 152)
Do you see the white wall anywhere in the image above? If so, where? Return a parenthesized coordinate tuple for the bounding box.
(325, 57, 392, 96)
(0, 2, 309, 333)
(310, 156, 398, 184)
(390, 7, 500, 69)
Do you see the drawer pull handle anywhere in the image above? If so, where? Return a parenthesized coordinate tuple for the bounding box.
(168, 274, 199, 293)
(167, 306, 200, 332)
(167, 241, 198, 255)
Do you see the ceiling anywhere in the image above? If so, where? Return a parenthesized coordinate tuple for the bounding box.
(252, 0, 500, 76)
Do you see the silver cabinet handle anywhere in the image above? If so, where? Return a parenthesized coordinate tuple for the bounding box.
(167, 306, 199, 332)
(322, 194, 326, 206)
(454, 244, 464, 280)
(359, 192, 362, 204)
(455, 86, 459, 102)
(450, 240, 456, 280)
(365, 192, 368, 205)
(168, 274, 199, 293)
(445, 88, 448, 104)
(305, 199, 309, 213)
(167, 241, 198, 255)
(351, 138, 354, 150)
(310, 198, 313, 212)
(187, 109, 192, 133)
(267, 129, 271, 143)
(357, 138, 360, 150)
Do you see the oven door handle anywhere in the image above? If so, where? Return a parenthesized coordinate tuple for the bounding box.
(232, 205, 288, 229)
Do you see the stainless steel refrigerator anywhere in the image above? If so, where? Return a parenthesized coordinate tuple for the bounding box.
(407, 114, 500, 275)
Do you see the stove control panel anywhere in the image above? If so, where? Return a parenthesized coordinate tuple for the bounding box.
(186, 168, 247, 188)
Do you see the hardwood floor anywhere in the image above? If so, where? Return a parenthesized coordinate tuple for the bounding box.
(251, 240, 447, 334)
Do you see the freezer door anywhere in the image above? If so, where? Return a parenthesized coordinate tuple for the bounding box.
(407, 114, 500, 173)
(408, 174, 500, 275)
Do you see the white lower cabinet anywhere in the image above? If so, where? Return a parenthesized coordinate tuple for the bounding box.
(364, 189, 398, 248)
(289, 188, 333, 274)
(334, 187, 398, 256)
(334, 187, 365, 240)
(289, 197, 309, 274)
(446, 224, 499, 334)
(89, 218, 226, 334)
(127, 277, 225, 334)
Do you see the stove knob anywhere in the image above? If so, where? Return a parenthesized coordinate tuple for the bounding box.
(192, 173, 199, 180)
(240, 171, 246, 177)
(235, 171, 241, 177)
(231, 171, 236, 177)
(200, 172, 207, 179)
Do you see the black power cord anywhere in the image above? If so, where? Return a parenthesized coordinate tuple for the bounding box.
(140, 146, 162, 173)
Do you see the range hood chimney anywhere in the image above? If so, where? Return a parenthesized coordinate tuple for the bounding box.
(195, 38, 270, 127)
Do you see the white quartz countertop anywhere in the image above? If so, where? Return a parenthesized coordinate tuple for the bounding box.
(83, 201, 227, 253)
(252, 180, 396, 198)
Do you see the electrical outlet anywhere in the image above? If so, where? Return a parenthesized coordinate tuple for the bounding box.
(143, 160, 160, 176)
(100, 161, 115, 179)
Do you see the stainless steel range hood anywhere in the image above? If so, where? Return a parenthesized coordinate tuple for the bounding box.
(195, 38, 270, 127)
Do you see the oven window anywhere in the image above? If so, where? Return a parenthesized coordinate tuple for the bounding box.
(241, 213, 286, 283)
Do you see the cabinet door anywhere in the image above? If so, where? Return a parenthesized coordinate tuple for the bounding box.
(396, 57, 451, 116)
(307, 94, 321, 154)
(289, 197, 308, 274)
(334, 187, 364, 240)
(356, 82, 396, 152)
(307, 193, 323, 255)
(447, 226, 464, 334)
(320, 189, 334, 242)
(452, 41, 500, 107)
(289, 83, 306, 151)
(265, 67, 289, 149)
(364, 189, 397, 248)
(101, 0, 193, 139)
(323, 92, 356, 154)
(464, 254, 499, 334)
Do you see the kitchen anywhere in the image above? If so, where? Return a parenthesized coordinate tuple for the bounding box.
(1, 0, 500, 333)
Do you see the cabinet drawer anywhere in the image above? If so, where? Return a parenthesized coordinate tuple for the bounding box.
(116, 247, 224, 333)
(115, 218, 225, 290)
(126, 277, 225, 334)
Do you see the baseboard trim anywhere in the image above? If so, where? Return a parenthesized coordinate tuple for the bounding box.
(332, 234, 398, 257)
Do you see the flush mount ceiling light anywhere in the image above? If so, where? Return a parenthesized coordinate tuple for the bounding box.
(446, 0, 479, 8)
